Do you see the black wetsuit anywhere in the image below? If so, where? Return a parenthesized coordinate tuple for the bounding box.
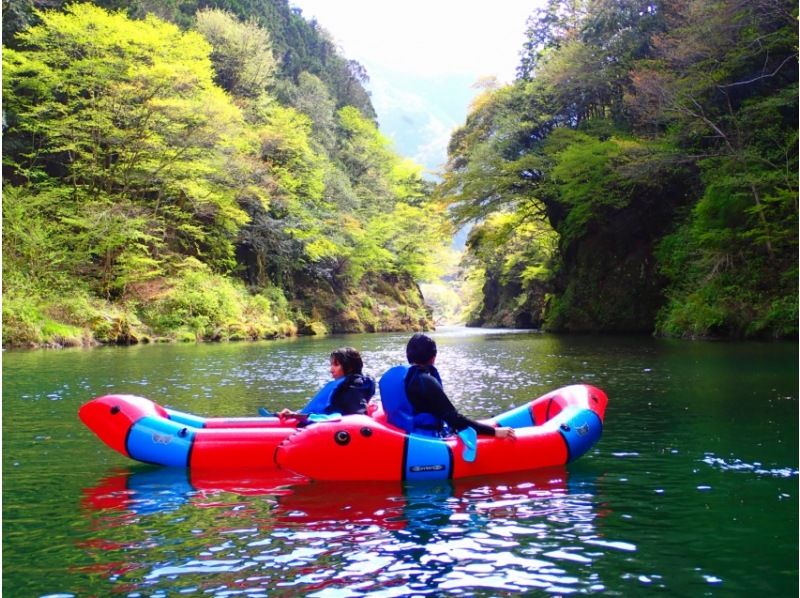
(326, 373, 375, 415)
(404, 364, 496, 436)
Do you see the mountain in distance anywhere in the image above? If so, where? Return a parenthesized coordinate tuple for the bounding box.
(367, 66, 480, 178)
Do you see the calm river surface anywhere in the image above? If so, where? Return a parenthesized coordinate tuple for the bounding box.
(3, 328, 797, 596)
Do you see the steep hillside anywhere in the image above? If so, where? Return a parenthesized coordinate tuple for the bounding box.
(2, 2, 445, 347)
(438, 0, 797, 339)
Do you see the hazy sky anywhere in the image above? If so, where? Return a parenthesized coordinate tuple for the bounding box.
(291, 1, 542, 174)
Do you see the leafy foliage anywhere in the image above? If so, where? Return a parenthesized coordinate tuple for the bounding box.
(633, 0, 798, 337)
(438, 0, 796, 338)
(461, 212, 557, 328)
(4, 1, 377, 120)
(2, 3, 446, 346)
(195, 8, 276, 98)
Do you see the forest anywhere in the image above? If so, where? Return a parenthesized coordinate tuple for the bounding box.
(3, 0, 453, 347)
(441, 0, 797, 338)
(2, 0, 797, 347)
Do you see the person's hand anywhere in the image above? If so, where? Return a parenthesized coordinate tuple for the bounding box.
(366, 397, 379, 416)
(495, 426, 516, 440)
(278, 408, 295, 418)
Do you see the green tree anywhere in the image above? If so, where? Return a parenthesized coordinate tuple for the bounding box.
(3, 3, 249, 296)
(195, 8, 276, 99)
(2, 1, 447, 346)
(462, 212, 557, 328)
(630, 0, 798, 336)
(439, 0, 796, 338)
(287, 71, 338, 152)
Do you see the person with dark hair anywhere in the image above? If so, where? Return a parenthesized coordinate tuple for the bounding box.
(403, 333, 515, 439)
(279, 347, 375, 419)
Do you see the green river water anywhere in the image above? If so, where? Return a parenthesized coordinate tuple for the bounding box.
(2, 328, 797, 596)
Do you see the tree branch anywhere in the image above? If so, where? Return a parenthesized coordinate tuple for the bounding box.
(718, 54, 796, 88)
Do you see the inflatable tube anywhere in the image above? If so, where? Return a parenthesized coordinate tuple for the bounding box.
(80, 384, 607, 480)
(79, 394, 302, 470)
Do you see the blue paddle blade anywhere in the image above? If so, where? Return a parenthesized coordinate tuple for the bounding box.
(307, 413, 342, 423)
(258, 407, 272, 417)
(457, 427, 478, 462)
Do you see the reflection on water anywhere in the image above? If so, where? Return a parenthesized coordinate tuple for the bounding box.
(3, 328, 797, 595)
(700, 454, 798, 478)
(79, 466, 613, 595)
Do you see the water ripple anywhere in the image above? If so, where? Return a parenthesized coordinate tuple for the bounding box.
(5, 329, 798, 596)
(701, 454, 799, 478)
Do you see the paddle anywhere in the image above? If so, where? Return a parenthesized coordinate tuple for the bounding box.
(257, 408, 309, 421)
(457, 426, 478, 462)
(258, 408, 341, 425)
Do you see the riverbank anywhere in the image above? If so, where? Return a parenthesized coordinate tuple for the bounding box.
(2, 271, 434, 350)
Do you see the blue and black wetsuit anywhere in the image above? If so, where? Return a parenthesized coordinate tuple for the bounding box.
(325, 373, 375, 415)
(404, 365, 497, 436)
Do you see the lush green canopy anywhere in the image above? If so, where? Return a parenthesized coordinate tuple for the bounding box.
(2, 2, 448, 346)
(438, 0, 797, 338)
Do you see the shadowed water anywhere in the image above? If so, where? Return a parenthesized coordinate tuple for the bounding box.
(3, 328, 797, 596)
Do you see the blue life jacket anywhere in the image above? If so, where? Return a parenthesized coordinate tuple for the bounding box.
(300, 376, 347, 415)
(378, 365, 441, 436)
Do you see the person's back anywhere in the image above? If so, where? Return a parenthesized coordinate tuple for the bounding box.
(403, 334, 515, 439)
